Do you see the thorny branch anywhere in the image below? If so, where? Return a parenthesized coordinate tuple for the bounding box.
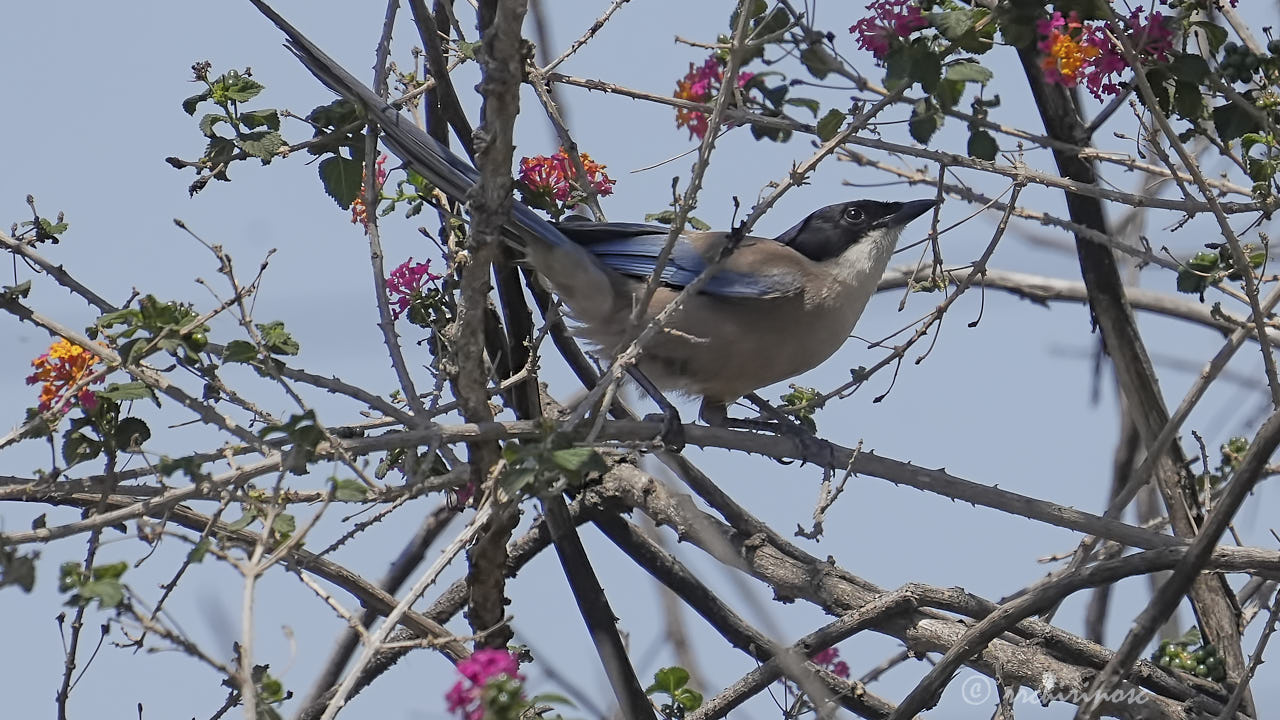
(6, 2, 1280, 720)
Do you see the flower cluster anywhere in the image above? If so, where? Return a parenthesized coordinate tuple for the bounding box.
(849, 0, 929, 61)
(445, 649, 526, 720)
(515, 148, 615, 219)
(1037, 8, 1174, 99)
(350, 153, 390, 231)
(811, 647, 851, 679)
(27, 338, 103, 412)
(386, 257, 443, 321)
(673, 54, 756, 139)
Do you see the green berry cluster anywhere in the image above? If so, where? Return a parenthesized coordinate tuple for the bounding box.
(1218, 41, 1274, 86)
(1153, 637, 1226, 682)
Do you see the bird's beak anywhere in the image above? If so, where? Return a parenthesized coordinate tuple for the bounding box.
(876, 198, 937, 229)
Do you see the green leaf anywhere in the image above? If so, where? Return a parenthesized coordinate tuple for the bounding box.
(967, 129, 998, 161)
(256, 321, 299, 356)
(203, 136, 238, 171)
(550, 447, 606, 474)
(1213, 103, 1263, 144)
(227, 512, 257, 532)
(199, 113, 228, 139)
(944, 61, 993, 84)
(309, 98, 366, 133)
(91, 561, 128, 581)
(750, 5, 790, 36)
(760, 83, 788, 110)
(884, 44, 913, 92)
(456, 40, 481, 60)
(501, 466, 537, 495)
(99, 382, 153, 402)
(908, 99, 941, 145)
(331, 478, 369, 502)
(62, 431, 101, 467)
(241, 109, 281, 131)
(113, 417, 151, 451)
(647, 666, 691, 695)
(37, 217, 69, 237)
(1, 280, 31, 302)
(405, 170, 432, 196)
(784, 97, 821, 117)
(260, 411, 325, 473)
(0, 548, 37, 592)
(319, 156, 364, 210)
(271, 513, 296, 537)
(223, 340, 259, 364)
(237, 130, 284, 163)
(929, 9, 979, 41)
(1168, 54, 1210, 84)
(1247, 156, 1274, 183)
(78, 578, 124, 609)
(928, 8, 995, 52)
(674, 688, 703, 710)
(1143, 68, 1172, 116)
(529, 693, 575, 708)
(800, 44, 837, 80)
(188, 539, 210, 563)
(934, 78, 965, 110)
(815, 109, 846, 142)
(222, 74, 265, 102)
(1191, 21, 1227, 55)
(1174, 81, 1204, 121)
(907, 45, 942, 93)
(96, 307, 142, 331)
(157, 455, 203, 479)
(59, 562, 85, 591)
(1176, 251, 1220, 296)
(183, 89, 212, 116)
(1177, 269, 1208, 294)
(258, 674, 286, 704)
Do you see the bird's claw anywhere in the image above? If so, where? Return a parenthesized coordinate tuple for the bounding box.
(643, 410, 686, 452)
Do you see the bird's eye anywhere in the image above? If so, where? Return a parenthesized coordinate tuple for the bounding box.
(843, 207, 865, 223)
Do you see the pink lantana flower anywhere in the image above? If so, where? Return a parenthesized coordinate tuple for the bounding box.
(812, 646, 851, 679)
(850, 0, 929, 61)
(445, 649, 525, 720)
(1080, 7, 1174, 99)
(1037, 7, 1175, 100)
(386, 257, 442, 321)
(516, 148, 615, 219)
(673, 54, 757, 139)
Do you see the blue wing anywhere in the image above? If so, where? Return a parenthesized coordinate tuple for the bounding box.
(556, 221, 800, 299)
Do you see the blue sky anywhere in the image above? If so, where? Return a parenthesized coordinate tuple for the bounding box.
(2, 1, 1278, 718)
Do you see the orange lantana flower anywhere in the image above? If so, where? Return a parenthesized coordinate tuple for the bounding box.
(1037, 11, 1100, 88)
(26, 338, 103, 412)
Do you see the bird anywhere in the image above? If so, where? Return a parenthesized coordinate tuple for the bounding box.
(253, 2, 937, 444)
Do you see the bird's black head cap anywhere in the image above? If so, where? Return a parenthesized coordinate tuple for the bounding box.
(775, 198, 936, 262)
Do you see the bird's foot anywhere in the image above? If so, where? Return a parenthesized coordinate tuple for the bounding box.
(700, 400, 830, 465)
(627, 366, 685, 451)
(642, 409, 686, 452)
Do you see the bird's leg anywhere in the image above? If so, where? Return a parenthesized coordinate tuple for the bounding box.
(702, 396, 831, 466)
(625, 366, 685, 451)
(743, 393, 813, 434)
(698, 399, 777, 433)
(700, 396, 805, 434)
